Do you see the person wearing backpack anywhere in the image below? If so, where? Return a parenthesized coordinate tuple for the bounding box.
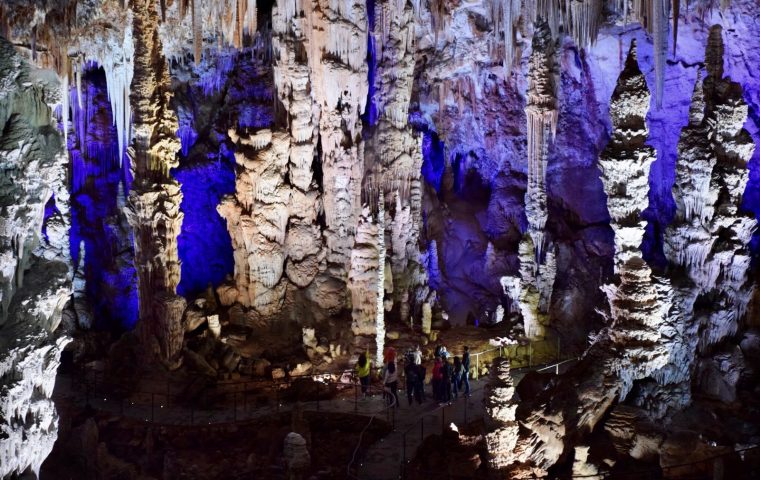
(383, 358, 399, 408)
(452, 356, 464, 399)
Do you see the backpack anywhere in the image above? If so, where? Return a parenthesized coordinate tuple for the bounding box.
(405, 364, 418, 383)
(442, 362, 452, 380)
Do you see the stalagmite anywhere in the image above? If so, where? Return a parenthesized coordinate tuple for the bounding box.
(218, 130, 291, 315)
(349, 207, 382, 336)
(376, 192, 386, 367)
(485, 357, 519, 473)
(366, 0, 426, 324)
(126, 0, 186, 368)
(598, 39, 657, 270)
(655, 25, 756, 413)
(503, 41, 671, 476)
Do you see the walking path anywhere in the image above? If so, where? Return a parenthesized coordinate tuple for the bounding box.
(54, 357, 576, 480)
(355, 380, 488, 480)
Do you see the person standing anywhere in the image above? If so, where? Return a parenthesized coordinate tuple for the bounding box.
(383, 358, 399, 408)
(414, 361, 426, 404)
(404, 353, 418, 406)
(452, 356, 464, 399)
(431, 356, 443, 402)
(461, 346, 471, 397)
(356, 352, 371, 398)
(440, 356, 453, 404)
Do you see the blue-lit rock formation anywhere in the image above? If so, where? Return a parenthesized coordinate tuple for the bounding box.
(68, 67, 138, 331)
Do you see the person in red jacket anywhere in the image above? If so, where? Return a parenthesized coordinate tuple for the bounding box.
(431, 356, 443, 402)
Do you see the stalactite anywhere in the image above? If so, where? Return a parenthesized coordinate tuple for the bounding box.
(61, 59, 69, 143)
(652, 0, 670, 108)
(567, 0, 603, 49)
(193, 0, 202, 64)
(672, 0, 680, 55)
(525, 20, 558, 261)
(491, 0, 521, 77)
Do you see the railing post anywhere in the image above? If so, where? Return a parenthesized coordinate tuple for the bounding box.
(441, 407, 445, 435)
(475, 355, 479, 381)
(317, 381, 320, 411)
(401, 433, 406, 479)
(354, 382, 358, 413)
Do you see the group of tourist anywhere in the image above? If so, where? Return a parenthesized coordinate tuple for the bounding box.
(430, 345, 471, 405)
(354, 344, 472, 408)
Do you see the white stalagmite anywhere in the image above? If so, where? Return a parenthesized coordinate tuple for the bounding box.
(218, 130, 291, 314)
(368, 0, 426, 324)
(376, 192, 386, 367)
(652, 25, 756, 414)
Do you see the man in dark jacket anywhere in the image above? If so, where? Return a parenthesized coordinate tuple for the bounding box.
(461, 346, 471, 396)
(404, 354, 418, 406)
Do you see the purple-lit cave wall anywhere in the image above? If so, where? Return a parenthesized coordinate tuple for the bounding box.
(68, 68, 138, 330)
(171, 48, 274, 298)
(420, 129, 445, 193)
(584, 11, 760, 266)
(174, 147, 236, 298)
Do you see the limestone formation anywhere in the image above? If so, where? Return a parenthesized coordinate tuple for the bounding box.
(0, 37, 72, 478)
(650, 25, 757, 414)
(502, 41, 670, 476)
(501, 21, 559, 339)
(218, 129, 291, 315)
(484, 357, 519, 473)
(125, 0, 186, 368)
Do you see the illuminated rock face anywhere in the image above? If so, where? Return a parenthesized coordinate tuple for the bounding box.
(501, 21, 558, 339)
(647, 25, 757, 414)
(218, 129, 291, 315)
(0, 38, 71, 479)
(125, 0, 185, 368)
(502, 42, 671, 477)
